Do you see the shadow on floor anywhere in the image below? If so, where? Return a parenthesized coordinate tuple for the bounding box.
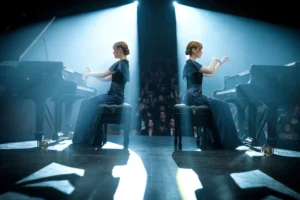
(0, 144, 130, 200)
(172, 150, 300, 200)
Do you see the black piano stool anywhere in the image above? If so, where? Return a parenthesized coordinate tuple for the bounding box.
(93, 103, 131, 149)
(173, 104, 213, 150)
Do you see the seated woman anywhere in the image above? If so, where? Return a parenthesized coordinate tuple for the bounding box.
(140, 118, 159, 136)
(182, 41, 242, 149)
(73, 41, 130, 145)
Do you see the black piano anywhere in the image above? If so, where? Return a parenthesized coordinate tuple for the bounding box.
(0, 60, 97, 143)
(0, 17, 97, 145)
(214, 62, 300, 150)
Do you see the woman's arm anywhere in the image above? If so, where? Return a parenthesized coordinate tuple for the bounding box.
(203, 56, 230, 77)
(85, 69, 115, 79)
(199, 57, 219, 74)
(82, 67, 115, 81)
(203, 62, 221, 77)
(98, 75, 112, 82)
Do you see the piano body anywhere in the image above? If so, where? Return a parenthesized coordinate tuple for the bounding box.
(0, 16, 97, 145)
(214, 62, 300, 150)
(0, 60, 97, 143)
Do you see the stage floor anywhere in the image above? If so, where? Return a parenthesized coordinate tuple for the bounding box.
(0, 135, 299, 200)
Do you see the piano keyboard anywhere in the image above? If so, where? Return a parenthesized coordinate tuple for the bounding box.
(215, 88, 236, 95)
(77, 85, 96, 93)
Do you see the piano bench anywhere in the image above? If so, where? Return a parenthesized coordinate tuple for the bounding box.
(173, 104, 213, 150)
(93, 103, 132, 149)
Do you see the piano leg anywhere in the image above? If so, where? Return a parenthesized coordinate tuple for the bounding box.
(34, 100, 45, 146)
(247, 103, 269, 146)
(64, 101, 74, 135)
(247, 104, 258, 145)
(266, 105, 278, 147)
(255, 105, 268, 142)
(236, 105, 246, 139)
(53, 99, 63, 140)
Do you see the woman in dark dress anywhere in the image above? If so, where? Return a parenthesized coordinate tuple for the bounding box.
(183, 41, 242, 149)
(73, 41, 130, 145)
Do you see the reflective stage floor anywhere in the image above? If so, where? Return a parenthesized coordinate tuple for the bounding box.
(0, 135, 299, 200)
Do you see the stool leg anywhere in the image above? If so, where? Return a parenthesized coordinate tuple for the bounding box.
(196, 126, 201, 148)
(200, 126, 208, 150)
(174, 115, 180, 150)
(94, 123, 104, 147)
(174, 129, 178, 150)
(174, 125, 178, 149)
(103, 124, 107, 145)
(123, 124, 129, 149)
(177, 116, 182, 150)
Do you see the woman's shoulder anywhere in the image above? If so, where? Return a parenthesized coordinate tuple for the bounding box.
(184, 59, 201, 68)
(120, 59, 129, 64)
(183, 60, 202, 77)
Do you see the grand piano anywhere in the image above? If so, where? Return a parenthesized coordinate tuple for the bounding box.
(213, 62, 300, 150)
(0, 60, 97, 143)
(0, 17, 97, 146)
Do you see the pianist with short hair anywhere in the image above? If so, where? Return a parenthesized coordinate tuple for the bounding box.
(72, 41, 130, 145)
(183, 41, 242, 149)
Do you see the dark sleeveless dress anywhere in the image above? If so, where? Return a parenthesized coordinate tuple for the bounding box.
(73, 60, 130, 145)
(183, 59, 241, 149)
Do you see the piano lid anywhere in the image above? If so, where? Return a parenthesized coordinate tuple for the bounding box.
(250, 64, 300, 85)
(0, 17, 55, 62)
